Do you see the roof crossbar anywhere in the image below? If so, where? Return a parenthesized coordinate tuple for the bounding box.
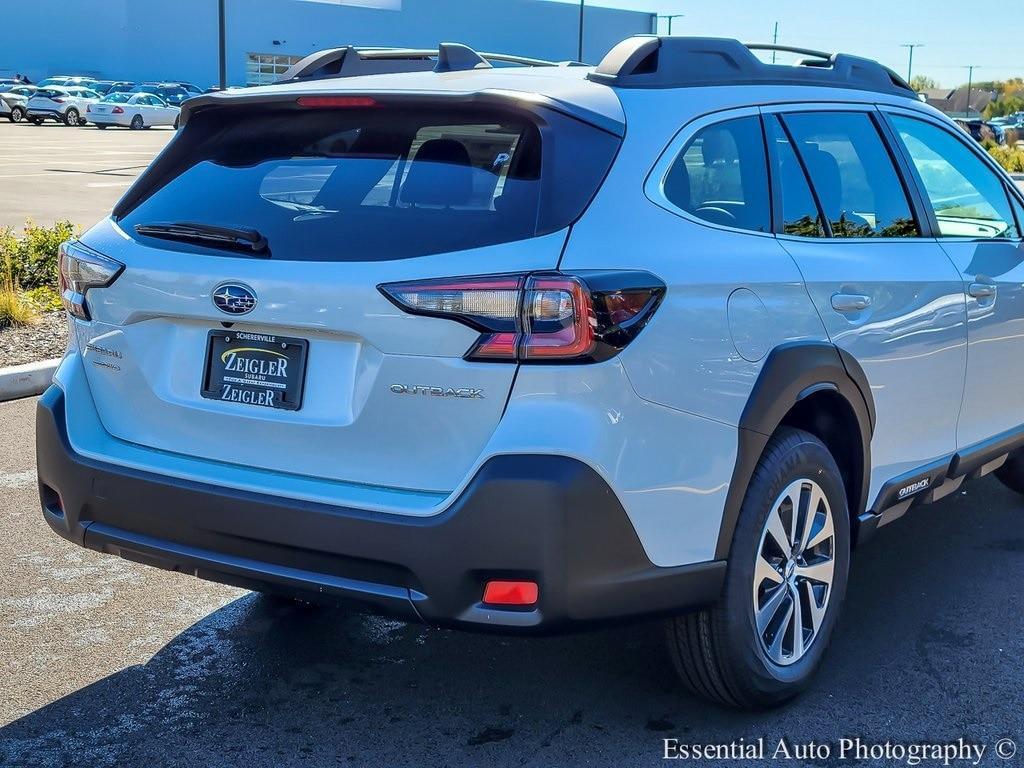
(279, 43, 563, 83)
(587, 36, 915, 97)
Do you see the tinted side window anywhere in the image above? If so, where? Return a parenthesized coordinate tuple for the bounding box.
(782, 112, 919, 238)
(890, 116, 1020, 239)
(663, 116, 771, 233)
(764, 115, 826, 237)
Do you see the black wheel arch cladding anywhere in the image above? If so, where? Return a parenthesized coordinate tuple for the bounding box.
(714, 341, 875, 560)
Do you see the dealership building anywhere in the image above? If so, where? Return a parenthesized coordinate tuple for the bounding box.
(1, 0, 655, 88)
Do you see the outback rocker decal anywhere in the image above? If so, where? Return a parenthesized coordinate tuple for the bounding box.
(897, 478, 930, 500)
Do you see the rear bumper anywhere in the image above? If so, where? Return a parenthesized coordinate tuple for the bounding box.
(27, 108, 62, 120)
(36, 385, 724, 633)
(89, 114, 129, 125)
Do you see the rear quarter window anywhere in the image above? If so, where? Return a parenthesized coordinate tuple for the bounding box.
(661, 115, 771, 233)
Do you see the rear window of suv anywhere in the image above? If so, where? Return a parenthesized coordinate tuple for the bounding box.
(119, 105, 620, 261)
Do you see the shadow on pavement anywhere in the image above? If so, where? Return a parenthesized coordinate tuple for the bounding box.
(2, 479, 1023, 768)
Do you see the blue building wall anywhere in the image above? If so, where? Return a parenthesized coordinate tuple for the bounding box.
(0, 0, 654, 87)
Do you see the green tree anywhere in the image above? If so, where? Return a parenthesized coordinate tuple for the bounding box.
(910, 75, 937, 92)
(984, 95, 1024, 120)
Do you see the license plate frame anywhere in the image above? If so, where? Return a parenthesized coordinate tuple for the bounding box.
(200, 330, 309, 411)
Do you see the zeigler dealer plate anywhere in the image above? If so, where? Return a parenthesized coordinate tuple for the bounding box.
(201, 330, 309, 411)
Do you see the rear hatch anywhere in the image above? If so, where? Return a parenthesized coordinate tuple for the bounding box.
(78, 95, 620, 494)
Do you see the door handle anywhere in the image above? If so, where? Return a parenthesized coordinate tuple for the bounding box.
(831, 293, 872, 312)
(968, 282, 997, 299)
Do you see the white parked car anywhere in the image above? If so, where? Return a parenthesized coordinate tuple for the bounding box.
(88, 92, 181, 129)
(0, 84, 35, 123)
(26, 86, 101, 126)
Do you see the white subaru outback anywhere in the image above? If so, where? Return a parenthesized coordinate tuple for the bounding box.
(37, 37, 1024, 709)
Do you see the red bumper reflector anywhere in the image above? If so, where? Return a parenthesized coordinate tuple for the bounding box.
(482, 580, 539, 606)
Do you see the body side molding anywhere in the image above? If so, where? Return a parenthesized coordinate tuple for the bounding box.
(859, 422, 1024, 542)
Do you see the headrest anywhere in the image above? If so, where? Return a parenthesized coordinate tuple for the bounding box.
(400, 138, 473, 207)
(800, 143, 842, 219)
(701, 128, 738, 167)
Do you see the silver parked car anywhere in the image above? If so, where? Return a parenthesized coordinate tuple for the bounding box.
(0, 84, 35, 123)
(37, 37, 1024, 710)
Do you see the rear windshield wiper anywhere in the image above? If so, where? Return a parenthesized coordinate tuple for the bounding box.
(134, 222, 270, 256)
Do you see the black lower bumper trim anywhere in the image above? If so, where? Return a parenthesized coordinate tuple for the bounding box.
(36, 385, 725, 633)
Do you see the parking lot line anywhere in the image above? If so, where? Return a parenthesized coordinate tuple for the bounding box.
(0, 122, 172, 228)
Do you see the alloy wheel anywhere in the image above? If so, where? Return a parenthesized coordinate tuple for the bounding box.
(11, 107, 24, 123)
(752, 478, 836, 666)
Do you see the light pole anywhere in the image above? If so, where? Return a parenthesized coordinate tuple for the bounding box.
(657, 14, 684, 35)
(577, 0, 584, 62)
(965, 65, 978, 117)
(771, 22, 779, 63)
(218, 0, 227, 89)
(900, 43, 923, 84)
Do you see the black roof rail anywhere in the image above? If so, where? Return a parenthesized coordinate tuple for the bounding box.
(279, 43, 563, 83)
(587, 36, 915, 97)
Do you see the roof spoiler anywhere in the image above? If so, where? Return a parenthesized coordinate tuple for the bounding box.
(587, 36, 915, 97)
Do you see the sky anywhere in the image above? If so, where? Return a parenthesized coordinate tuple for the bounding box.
(554, 0, 1022, 86)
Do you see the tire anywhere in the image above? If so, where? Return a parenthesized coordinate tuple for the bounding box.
(994, 450, 1024, 495)
(95, 124, 107, 130)
(28, 116, 43, 125)
(64, 108, 79, 126)
(173, 115, 180, 130)
(9, 106, 25, 123)
(666, 427, 851, 709)
(130, 114, 144, 130)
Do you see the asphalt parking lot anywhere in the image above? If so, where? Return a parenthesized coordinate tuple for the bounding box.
(1, 394, 1022, 767)
(0, 121, 173, 231)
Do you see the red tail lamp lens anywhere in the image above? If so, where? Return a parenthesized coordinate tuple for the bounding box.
(483, 581, 539, 606)
(379, 272, 664, 363)
(112, 106, 124, 114)
(521, 276, 595, 360)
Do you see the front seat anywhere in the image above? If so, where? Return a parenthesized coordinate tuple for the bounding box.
(799, 143, 870, 233)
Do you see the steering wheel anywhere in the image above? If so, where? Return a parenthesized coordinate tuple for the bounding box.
(694, 206, 738, 227)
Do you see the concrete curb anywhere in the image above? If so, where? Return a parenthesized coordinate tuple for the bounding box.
(0, 358, 59, 402)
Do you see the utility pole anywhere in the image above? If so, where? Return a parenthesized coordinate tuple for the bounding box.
(900, 43, 923, 84)
(965, 65, 978, 117)
(577, 0, 584, 62)
(657, 14, 684, 35)
(218, 0, 227, 89)
(771, 22, 779, 63)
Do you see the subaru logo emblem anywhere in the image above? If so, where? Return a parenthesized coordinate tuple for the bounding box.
(212, 283, 257, 315)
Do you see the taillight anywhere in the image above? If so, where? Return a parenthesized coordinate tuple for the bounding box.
(52, 97, 64, 103)
(86, 105, 91, 113)
(58, 240, 124, 321)
(112, 106, 124, 114)
(379, 271, 664, 363)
